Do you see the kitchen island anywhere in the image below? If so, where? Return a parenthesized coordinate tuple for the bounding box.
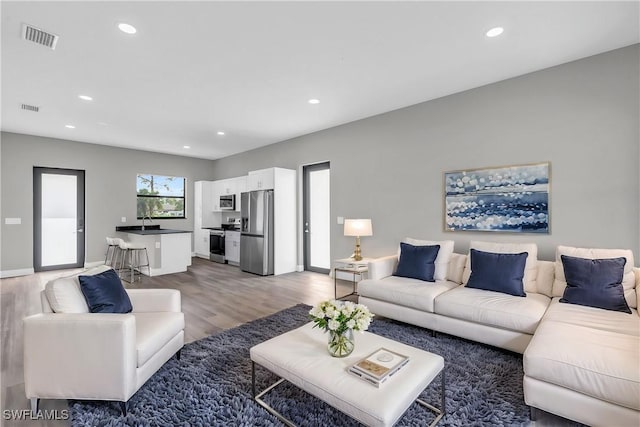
(115, 225, 192, 276)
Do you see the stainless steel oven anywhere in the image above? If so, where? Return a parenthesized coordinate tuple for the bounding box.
(209, 229, 225, 263)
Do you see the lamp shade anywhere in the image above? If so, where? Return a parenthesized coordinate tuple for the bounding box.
(344, 219, 373, 237)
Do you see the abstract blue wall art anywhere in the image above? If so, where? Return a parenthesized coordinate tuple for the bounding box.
(444, 162, 550, 233)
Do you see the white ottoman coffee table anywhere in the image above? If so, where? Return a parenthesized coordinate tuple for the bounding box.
(250, 322, 445, 427)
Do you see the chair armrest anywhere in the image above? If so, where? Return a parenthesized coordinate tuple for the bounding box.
(23, 313, 137, 401)
(127, 289, 181, 313)
(367, 255, 398, 280)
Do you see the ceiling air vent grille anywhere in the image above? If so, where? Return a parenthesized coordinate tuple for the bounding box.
(21, 104, 39, 112)
(22, 23, 59, 50)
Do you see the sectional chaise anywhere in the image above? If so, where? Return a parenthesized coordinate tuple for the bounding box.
(357, 240, 640, 426)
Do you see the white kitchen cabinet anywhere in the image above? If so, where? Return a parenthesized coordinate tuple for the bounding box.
(194, 181, 213, 258)
(234, 176, 246, 212)
(218, 179, 236, 195)
(200, 181, 215, 223)
(211, 180, 221, 211)
(247, 168, 275, 191)
(225, 231, 241, 265)
(194, 229, 210, 259)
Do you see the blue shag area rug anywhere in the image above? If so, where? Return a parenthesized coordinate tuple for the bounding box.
(69, 304, 530, 426)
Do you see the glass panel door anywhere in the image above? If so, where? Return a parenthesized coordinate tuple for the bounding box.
(303, 162, 330, 273)
(34, 167, 85, 271)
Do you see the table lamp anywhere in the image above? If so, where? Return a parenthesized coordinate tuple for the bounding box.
(344, 219, 373, 261)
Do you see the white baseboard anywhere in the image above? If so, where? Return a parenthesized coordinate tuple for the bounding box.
(296, 264, 304, 272)
(0, 268, 35, 278)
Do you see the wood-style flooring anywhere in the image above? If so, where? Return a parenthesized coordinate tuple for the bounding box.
(0, 257, 352, 427)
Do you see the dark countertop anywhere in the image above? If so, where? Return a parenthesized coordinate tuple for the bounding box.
(116, 225, 192, 235)
(202, 226, 241, 231)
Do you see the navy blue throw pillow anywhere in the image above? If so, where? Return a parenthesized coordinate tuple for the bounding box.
(79, 269, 133, 313)
(466, 249, 527, 297)
(560, 255, 630, 314)
(393, 243, 440, 282)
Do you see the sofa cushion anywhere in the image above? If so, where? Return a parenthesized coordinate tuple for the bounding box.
(79, 269, 133, 314)
(447, 253, 467, 284)
(134, 312, 185, 367)
(543, 299, 639, 337)
(435, 287, 550, 334)
(553, 246, 637, 309)
(466, 249, 527, 297)
(535, 260, 555, 298)
(462, 241, 539, 293)
(524, 320, 640, 411)
(394, 243, 439, 282)
(399, 238, 454, 281)
(44, 265, 111, 313)
(358, 276, 459, 313)
(560, 255, 631, 314)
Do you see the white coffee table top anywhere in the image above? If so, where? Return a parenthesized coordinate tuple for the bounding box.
(250, 322, 444, 427)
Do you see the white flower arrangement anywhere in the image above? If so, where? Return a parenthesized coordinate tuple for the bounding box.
(309, 300, 374, 335)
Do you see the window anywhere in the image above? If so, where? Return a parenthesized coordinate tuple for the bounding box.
(136, 174, 186, 219)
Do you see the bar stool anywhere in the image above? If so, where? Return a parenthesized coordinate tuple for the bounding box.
(104, 237, 122, 268)
(117, 240, 150, 283)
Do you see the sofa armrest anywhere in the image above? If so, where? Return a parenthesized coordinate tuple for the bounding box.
(23, 313, 137, 400)
(127, 289, 181, 313)
(635, 267, 640, 317)
(368, 255, 398, 280)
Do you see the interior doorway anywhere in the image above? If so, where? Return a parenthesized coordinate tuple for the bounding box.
(33, 167, 85, 272)
(303, 162, 330, 274)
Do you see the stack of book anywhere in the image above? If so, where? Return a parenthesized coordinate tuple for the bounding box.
(348, 348, 410, 387)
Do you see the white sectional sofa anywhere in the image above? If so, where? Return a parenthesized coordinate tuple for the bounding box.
(357, 240, 640, 426)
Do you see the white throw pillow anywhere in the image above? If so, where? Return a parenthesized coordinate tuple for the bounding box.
(45, 265, 112, 313)
(553, 245, 636, 309)
(462, 241, 539, 293)
(447, 253, 467, 284)
(397, 238, 454, 281)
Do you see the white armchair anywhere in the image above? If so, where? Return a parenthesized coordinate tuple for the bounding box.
(23, 267, 184, 415)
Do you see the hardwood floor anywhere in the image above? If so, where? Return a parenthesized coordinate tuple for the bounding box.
(0, 257, 351, 426)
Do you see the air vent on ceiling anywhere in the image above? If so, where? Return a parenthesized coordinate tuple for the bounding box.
(21, 103, 39, 112)
(22, 23, 59, 50)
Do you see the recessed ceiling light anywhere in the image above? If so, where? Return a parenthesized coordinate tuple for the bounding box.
(217, 131, 225, 136)
(65, 124, 75, 129)
(78, 95, 93, 101)
(486, 27, 504, 38)
(118, 23, 137, 34)
(308, 99, 320, 104)
(183, 145, 191, 149)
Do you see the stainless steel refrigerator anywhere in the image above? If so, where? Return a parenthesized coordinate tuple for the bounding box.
(240, 190, 274, 275)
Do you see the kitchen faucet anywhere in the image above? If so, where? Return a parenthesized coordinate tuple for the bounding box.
(141, 215, 153, 230)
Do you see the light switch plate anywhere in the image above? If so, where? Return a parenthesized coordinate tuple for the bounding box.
(337, 216, 344, 225)
(121, 217, 127, 223)
(5, 218, 21, 225)
(155, 242, 161, 249)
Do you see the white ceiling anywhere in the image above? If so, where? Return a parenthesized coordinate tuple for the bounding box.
(2, 1, 638, 160)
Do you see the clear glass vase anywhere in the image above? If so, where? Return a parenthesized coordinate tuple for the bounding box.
(328, 329, 354, 357)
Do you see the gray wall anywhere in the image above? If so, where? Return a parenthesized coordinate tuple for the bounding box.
(211, 45, 640, 262)
(2, 45, 637, 273)
(0, 133, 214, 272)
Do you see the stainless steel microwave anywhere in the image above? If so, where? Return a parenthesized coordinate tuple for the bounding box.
(220, 194, 235, 210)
